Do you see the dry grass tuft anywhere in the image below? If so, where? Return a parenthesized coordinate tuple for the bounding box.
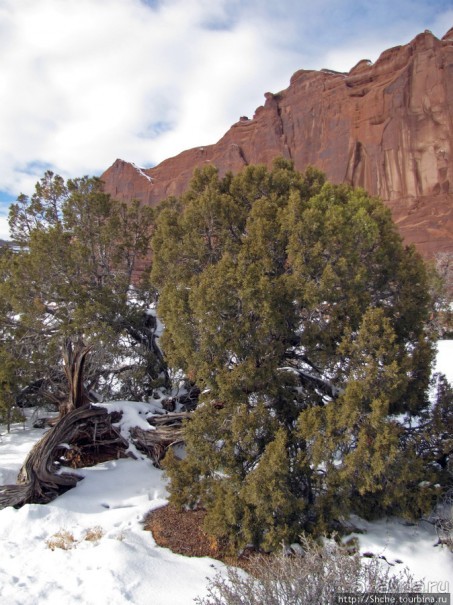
(46, 529, 76, 551)
(83, 526, 104, 542)
(46, 526, 105, 550)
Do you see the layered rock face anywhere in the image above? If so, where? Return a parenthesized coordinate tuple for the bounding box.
(102, 29, 453, 259)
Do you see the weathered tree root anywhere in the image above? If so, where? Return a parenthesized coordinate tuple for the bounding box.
(0, 405, 127, 509)
(0, 406, 190, 510)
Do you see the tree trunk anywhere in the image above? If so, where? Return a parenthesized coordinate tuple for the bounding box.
(60, 339, 92, 417)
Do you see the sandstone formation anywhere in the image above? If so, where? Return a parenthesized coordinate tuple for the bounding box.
(102, 28, 453, 259)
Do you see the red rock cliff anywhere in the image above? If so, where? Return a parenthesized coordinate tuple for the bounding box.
(101, 28, 453, 259)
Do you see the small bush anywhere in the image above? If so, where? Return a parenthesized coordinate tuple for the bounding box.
(83, 526, 104, 543)
(46, 526, 105, 550)
(46, 530, 76, 551)
(196, 538, 422, 605)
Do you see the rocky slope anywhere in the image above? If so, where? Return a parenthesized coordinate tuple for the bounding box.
(102, 28, 453, 259)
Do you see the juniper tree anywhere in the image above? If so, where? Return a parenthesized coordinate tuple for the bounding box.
(154, 160, 440, 550)
(1, 171, 166, 408)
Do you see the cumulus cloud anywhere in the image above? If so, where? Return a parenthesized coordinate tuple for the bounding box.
(0, 0, 299, 198)
(0, 0, 451, 214)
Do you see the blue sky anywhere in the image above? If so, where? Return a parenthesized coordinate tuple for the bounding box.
(0, 0, 452, 239)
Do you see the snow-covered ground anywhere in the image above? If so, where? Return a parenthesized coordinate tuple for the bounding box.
(0, 423, 223, 605)
(0, 342, 452, 604)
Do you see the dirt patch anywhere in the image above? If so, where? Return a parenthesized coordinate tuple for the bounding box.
(144, 505, 272, 572)
(144, 504, 226, 559)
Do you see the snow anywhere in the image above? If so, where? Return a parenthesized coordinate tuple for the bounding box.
(0, 342, 452, 603)
(346, 516, 452, 590)
(131, 162, 154, 183)
(0, 419, 222, 605)
(1, 417, 451, 604)
(435, 339, 453, 384)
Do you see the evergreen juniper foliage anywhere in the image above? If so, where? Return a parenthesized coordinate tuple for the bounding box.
(0, 171, 167, 410)
(152, 159, 444, 551)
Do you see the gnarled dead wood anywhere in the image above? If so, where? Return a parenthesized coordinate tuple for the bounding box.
(0, 339, 192, 510)
(0, 406, 191, 509)
(60, 339, 92, 417)
(130, 412, 190, 466)
(0, 405, 129, 509)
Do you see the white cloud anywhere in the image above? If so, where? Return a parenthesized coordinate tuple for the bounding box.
(0, 0, 451, 204)
(0, 0, 302, 197)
